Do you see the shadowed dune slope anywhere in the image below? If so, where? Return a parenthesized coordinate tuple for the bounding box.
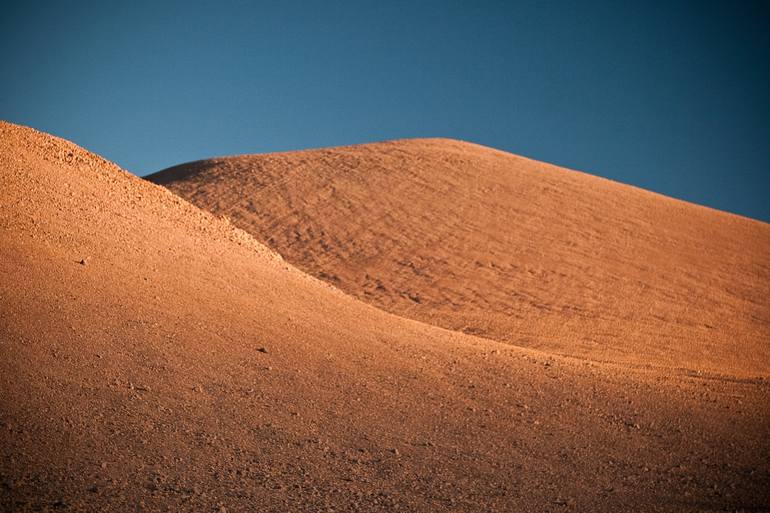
(2, 121, 770, 512)
(149, 139, 770, 377)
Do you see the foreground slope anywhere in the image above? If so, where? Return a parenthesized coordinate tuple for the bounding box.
(149, 139, 770, 377)
(1, 122, 769, 512)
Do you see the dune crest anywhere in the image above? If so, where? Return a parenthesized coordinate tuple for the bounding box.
(149, 138, 770, 377)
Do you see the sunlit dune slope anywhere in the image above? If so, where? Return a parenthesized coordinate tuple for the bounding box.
(2, 122, 769, 512)
(149, 139, 770, 377)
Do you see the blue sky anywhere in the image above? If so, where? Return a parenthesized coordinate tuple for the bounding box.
(2, 1, 769, 222)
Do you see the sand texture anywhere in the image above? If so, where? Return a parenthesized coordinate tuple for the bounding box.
(2, 121, 769, 512)
(150, 138, 770, 377)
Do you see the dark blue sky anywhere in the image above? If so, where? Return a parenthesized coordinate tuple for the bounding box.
(2, 1, 769, 222)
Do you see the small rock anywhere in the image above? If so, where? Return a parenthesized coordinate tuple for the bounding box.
(257, 347, 268, 353)
(79, 258, 88, 266)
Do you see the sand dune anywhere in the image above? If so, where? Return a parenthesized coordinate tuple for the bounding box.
(2, 121, 769, 512)
(149, 139, 770, 377)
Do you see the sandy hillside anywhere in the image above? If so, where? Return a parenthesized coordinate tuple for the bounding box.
(149, 139, 770, 378)
(1, 121, 769, 512)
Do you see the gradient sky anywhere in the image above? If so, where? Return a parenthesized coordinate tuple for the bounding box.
(2, 1, 769, 222)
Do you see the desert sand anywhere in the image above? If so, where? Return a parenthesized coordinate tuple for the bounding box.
(2, 121, 769, 512)
(149, 139, 770, 378)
